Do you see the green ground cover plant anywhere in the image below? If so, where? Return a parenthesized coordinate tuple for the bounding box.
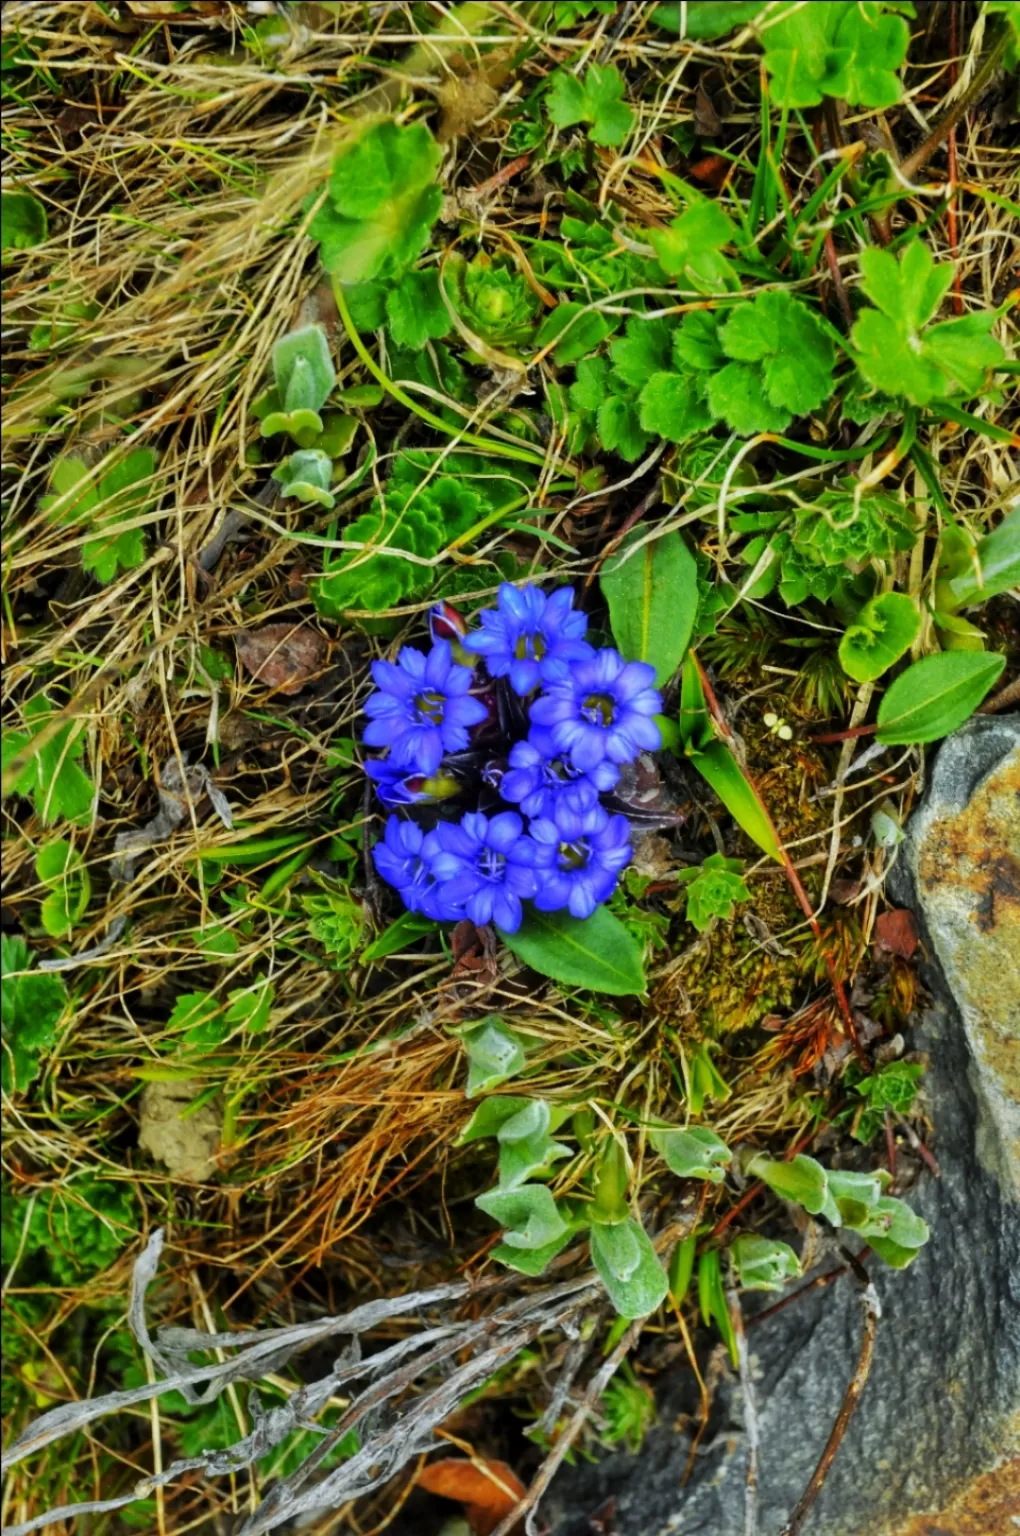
(1, 2, 1016, 1533)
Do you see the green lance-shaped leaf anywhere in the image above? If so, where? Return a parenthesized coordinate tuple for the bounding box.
(459, 1016, 528, 1098)
(747, 1152, 840, 1225)
(273, 449, 335, 510)
(875, 651, 1005, 745)
(475, 1183, 568, 1251)
(492, 1225, 577, 1276)
(839, 592, 921, 684)
(273, 324, 336, 410)
(668, 1232, 698, 1306)
(731, 1233, 801, 1292)
(457, 1094, 534, 1144)
(499, 906, 646, 997)
(698, 1248, 737, 1365)
(687, 740, 783, 863)
(650, 1124, 732, 1183)
(827, 1168, 889, 1229)
(942, 509, 1020, 612)
(686, 1042, 731, 1116)
(590, 1217, 669, 1319)
(601, 526, 699, 687)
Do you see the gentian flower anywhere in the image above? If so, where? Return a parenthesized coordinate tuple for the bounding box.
(363, 640, 487, 775)
(422, 811, 539, 932)
(463, 584, 594, 696)
(365, 758, 462, 808)
(528, 782, 633, 919)
(529, 648, 662, 773)
(501, 728, 619, 819)
(371, 816, 441, 917)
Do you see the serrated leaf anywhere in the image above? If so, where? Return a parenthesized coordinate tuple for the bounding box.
(311, 121, 442, 284)
(476, 1183, 568, 1250)
(224, 978, 274, 1035)
(609, 316, 675, 387)
(650, 1124, 732, 1182)
(499, 906, 646, 997)
(715, 290, 835, 427)
(763, 2, 910, 109)
(386, 268, 451, 350)
(597, 393, 651, 462)
(708, 361, 791, 434)
(839, 592, 921, 683)
(650, 201, 736, 293)
(638, 371, 714, 443)
(537, 303, 617, 365)
(590, 1217, 669, 1318)
(1, 933, 68, 1094)
(852, 242, 1004, 406)
(2, 695, 94, 826)
(601, 525, 698, 686)
(876, 651, 1005, 744)
(547, 63, 634, 147)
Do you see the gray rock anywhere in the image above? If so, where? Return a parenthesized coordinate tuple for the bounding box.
(543, 717, 1020, 1536)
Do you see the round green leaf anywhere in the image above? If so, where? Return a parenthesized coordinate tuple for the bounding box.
(839, 592, 920, 684)
(2, 191, 48, 251)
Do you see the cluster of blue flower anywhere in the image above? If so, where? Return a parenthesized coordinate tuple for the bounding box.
(364, 585, 663, 933)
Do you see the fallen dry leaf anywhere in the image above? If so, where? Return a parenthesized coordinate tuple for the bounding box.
(235, 623, 327, 695)
(418, 1458, 526, 1536)
(874, 907, 919, 960)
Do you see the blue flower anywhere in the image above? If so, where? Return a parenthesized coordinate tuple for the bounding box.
(363, 641, 487, 775)
(500, 728, 619, 819)
(365, 758, 462, 808)
(422, 810, 539, 932)
(372, 816, 441, 917)
(463, 584, 594, 696)
(529, 647, 662, 773)
(528, 783, 632, 919)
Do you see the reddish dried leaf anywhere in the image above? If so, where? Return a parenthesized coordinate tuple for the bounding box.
(419, 1458, 526, 1535)
(874, 908, 919, 960)
(688, 153, 728, 186)
(235, 624, 327, 695)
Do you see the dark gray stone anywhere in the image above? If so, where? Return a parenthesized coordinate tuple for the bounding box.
(543, 718, 1020, 1536)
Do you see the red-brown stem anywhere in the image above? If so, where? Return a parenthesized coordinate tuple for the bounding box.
(471, 152, 530, 197)
(884, 1110, 897, 1178)
(809, 723, 879, 744)
(780, 1282, 881, 1536)
(710, 1124, 824, 1241)
(748, 1265, 848, 1327)
(693, 656, 867, 1066)
(812, 115, 855, 330)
